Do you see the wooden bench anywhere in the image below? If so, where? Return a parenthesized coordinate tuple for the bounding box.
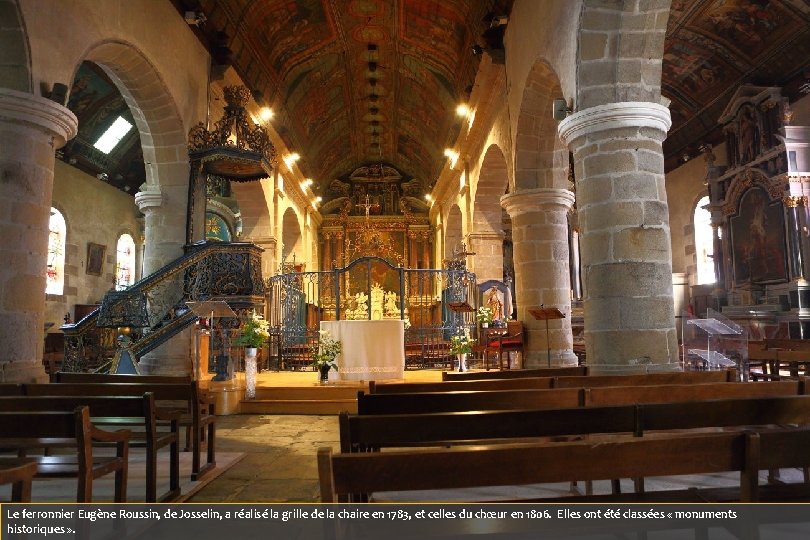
(0, 394, 180, 502)
(319, 428, 810, 503)
(0, 384, 24, 396)
(0, 407, 129, 502)
(442, 366, 586, 380)
(0, 461, 38, 502)
(369, 377, 555, 394)
(357, 379, 808, 415)
(342, 395, 810, 452)
(24, 382, 215, 480)
(371, 369, 738, 394)
(54, 372, 204, 451)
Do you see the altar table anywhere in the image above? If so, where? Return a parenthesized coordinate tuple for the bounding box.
(320, 320, 405, 381)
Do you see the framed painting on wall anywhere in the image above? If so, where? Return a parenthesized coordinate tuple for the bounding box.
(86, 242, 106, 276)
(729, 186, 788, 285)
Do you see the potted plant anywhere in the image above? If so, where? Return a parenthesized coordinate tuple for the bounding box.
(311, 330, 342, 384)
(476, 306, 494, 328)
(449, 332, 475, 372)
(234, 310, 269, 399)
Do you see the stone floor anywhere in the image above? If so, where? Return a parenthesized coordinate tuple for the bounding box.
(186, 414, 339, 502)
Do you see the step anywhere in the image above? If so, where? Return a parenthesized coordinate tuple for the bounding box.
(239, 398, 357, 415)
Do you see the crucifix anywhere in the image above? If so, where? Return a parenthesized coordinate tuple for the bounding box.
(356, 193, 376, 218)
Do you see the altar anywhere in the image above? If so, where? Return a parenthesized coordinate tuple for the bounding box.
(320, 320, 405, 381)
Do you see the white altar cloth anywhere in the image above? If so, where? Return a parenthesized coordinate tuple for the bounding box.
(320, 320, 405, 381)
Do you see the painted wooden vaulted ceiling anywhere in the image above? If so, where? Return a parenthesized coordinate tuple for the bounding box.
(189, 0, 510, 189)
(55, 1, 810, 195)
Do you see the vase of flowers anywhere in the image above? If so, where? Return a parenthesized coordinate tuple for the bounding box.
(476, 306, 493, 328)
(311, 330, 342, 384)
(450, 332, 475, 372)
(234, 310, 270, 399)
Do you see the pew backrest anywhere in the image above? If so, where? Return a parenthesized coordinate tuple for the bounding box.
(357, 380, 808, 415)
(442, 366, 586, 380)
(341, 395, 810, 452)
(320, 428, 810, 502)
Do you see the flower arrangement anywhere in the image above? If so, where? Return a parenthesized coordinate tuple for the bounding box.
(311, 330, 342, 372)
(476, 306, 493, 325)
(449, 333, 476, 355)
(234, 310, 270, 349)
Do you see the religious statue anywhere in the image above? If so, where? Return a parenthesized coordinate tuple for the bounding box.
(354, 291, 369, 319)
(486, 286, 504, 322)
(384, 291, 399, 316)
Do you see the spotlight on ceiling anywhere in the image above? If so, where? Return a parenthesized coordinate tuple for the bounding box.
(259, 107, 274, 121)
(444, 148, 460, 168)
(301, 178, 314, 189)
(456, 103, 472, 118)
(283, 153, 300, 171)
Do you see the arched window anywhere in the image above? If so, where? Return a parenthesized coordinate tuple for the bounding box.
(115, 234, 137, 290)
(46, 208, 66, 295)
(694, 196, 716, 285)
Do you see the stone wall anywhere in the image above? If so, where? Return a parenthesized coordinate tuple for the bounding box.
(46, 160, 141, 329)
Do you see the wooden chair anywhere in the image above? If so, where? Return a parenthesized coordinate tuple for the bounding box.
(0, 461, 38, 502)
(483, 321, 523, 370)
(0, 393, 181, 502)
(0, 407, 130, 502)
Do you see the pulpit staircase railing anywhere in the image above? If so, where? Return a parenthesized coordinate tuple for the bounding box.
(266, 256, 477, 370)
(61, 241, 265, 373)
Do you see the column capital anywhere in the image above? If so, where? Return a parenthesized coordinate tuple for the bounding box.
(558, 102, 671, 145)
(0, 88, 78, 147)
(135, 188, 164, 212)
(501, 188, 575, 217)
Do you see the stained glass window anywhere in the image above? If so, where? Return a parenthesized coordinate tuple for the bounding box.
(46, 208, 66, 295)
(694, 196, 716, 285)
(115, 233, 136, 290)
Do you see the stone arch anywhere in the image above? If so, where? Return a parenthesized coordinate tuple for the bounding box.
(514, 60, 568, 191)
(470, 144, 509, 281)
(444, 204, 464, 261)
(281, 207, 303, 264)
(0, 0, 33, 92)
(77, 42, 187, 191)
(576, 0, 670, 110)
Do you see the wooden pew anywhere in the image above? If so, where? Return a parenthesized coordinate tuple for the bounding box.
(55, 372, 209, 452)
(0, 394, 180, 502)
(371, 369, 738, 394)
(553, 369, 737, 388)
(55, 372, 192, 384)
(369, 377, 555, 394)
(319, 428, 810, 502)
(24, 382, 215, 480)
(0, 407, 130, 502)
(357, 379, 808, 415)
(0, 384, 23, 396)
(0, 461, 38, 502)
(442, 366, 586, 380)
(357, 388, 585, 414)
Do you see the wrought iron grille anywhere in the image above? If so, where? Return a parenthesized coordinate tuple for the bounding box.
(61, 241, 265, 373)
(267, 256, 477, 370)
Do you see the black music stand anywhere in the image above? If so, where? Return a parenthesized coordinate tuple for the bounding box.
(186, 300, 236, 380)
(529, 306, 565, 367)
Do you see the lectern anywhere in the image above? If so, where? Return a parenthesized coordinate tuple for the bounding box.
(528, 306, 565, 367)
(186, 300, 236, 380)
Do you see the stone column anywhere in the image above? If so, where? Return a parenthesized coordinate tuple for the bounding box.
(248, 236, 276, 279)
(134, 188, 190, 375)
(559, 102, 678, 369)
(0, 88, 77, 382)
(501, 188, 577, 367)
(466, 231, 505, 283)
